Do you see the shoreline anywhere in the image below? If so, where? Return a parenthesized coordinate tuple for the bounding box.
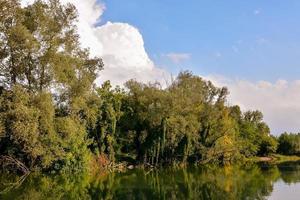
(247, 154, 300, 164)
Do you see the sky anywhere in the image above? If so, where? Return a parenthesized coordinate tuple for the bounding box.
(21, 0, 300, 135)
(101, 0, 300, 81)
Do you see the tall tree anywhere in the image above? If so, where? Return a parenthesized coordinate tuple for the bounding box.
(0, 0, 103, 172)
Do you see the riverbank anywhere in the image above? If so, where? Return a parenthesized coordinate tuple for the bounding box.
(102, 154, 300, 172)
(248, 154, 300, 164)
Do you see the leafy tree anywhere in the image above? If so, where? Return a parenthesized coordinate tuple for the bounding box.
(118, 71, 241, 165)
(277, 133, 300, 155)
(0, 0, 103, 172)
(237, 110, 273, 157)
(89, 81, 124, 163)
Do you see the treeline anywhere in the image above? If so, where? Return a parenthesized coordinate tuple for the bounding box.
(277, 133, 300, 156)
(0, 0, 296, 173)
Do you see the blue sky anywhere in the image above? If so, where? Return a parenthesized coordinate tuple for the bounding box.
(101, 0, 300, 81)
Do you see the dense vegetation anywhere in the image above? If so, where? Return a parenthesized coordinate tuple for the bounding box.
(0, 0, 297, 174)
(277, 133, 300, 156)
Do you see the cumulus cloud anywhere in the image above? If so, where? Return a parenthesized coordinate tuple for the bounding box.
(94, 22, 169, 86)
(164, 53, 191, 64)
(207, 75, 300, 135)
(21, 0, 169, 86)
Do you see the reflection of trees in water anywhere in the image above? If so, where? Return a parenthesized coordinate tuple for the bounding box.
(1, 163, 300, 200)
(141, 166, 279, 200)
(277, 161, 300, 184)
(1, 172, 93, 200)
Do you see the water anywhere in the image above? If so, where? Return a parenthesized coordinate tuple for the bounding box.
(1, 162, 300, 200)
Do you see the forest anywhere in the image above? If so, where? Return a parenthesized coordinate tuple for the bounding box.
(0, 0, 299, 174)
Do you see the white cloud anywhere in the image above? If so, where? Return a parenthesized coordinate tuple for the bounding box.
(164, 53, 191, 64)
(207, 75, 300, 135)
(95, 22, 169, 86)
(21, 0, 169, 86)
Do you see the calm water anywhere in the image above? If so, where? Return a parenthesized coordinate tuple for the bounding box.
(1, 162, 300, 200)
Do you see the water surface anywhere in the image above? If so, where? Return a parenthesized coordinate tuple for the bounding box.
(1, 162, 300, 199)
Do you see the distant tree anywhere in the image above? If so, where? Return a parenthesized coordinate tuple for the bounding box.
(277, 133, 300, 155)
(257, 135, 278, 156)
(236, 110, 273, 157)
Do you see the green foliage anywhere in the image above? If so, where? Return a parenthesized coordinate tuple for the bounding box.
(258, 135, 278, 156)
(89, 81, 124, 163)
(116, 72, 242, 165)
(54, 116, 92, 172)
(234, 110, 275, 157)
(113, 71, 279, 165)
(277, 133, 300, 155)
(0, 0, 102, 172)
(0, 86, 62, 169)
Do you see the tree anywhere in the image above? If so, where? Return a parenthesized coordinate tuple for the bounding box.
(0, 0, 103, 172)
(89, 81, 124, 163)
(277, 133, 300, 155)
(237, 110, 272, 157)
(117, 71, 241, 165)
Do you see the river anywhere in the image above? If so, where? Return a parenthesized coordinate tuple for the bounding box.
(1, 161, 300, 199)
